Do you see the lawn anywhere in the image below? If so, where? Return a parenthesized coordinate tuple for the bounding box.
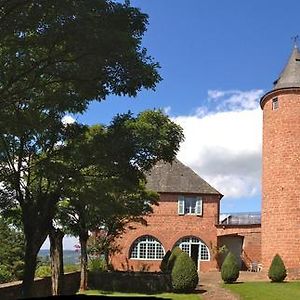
(224, 281, 300, 300)
(79, 289, 202, 299)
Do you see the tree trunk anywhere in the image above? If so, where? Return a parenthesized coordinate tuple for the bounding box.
(20, 194, 58, 298)
(21, 236, 44, 298)
(79, 231, 89, 291)
(49, 226, 65, 296)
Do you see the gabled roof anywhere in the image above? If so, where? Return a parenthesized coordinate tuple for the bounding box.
(273, 46, 300, 90)
(146, 159, 222, 196)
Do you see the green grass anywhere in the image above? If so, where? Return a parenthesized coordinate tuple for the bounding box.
(224, 281, 300, 300)
(79, 289, 202, 299)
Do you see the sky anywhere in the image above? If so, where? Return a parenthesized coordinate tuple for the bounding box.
(43, 0, 300, 249)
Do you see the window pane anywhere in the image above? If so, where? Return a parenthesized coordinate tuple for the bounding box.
(147, 243, 156, 259)
(184, 197, 197, 214)
(131, 245, 138, 258)
(181, 244, 190, 254)
(200, 244, 209, 260)
(130, 236, 165, 260)
(139, 243, 147, 259)
(156, 244, 164, 259)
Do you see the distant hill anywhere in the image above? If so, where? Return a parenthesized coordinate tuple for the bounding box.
(38, 249, 80, 265)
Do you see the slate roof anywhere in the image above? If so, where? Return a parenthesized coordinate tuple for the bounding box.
(273, 46, 300, 90)
(260, 46, 300, 107)
(145, 159, 222, 196)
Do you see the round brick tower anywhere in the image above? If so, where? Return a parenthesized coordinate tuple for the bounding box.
(261, 45, 300, 276)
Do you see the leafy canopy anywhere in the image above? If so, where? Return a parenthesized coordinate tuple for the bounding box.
(0, 0, 161, 111)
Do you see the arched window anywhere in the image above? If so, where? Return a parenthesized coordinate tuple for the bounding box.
(175, 236, 210, 261)
(130, 235, 165, 260)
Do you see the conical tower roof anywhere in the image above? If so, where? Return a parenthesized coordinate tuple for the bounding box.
(273, 46, 300, 90)
(146, 159, 222, 195)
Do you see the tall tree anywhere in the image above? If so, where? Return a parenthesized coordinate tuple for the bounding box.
(0, 1, 161, 297)
(54, 110, 184, 291)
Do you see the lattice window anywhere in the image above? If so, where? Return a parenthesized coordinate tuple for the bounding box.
(200, 244, 209, 260)
(130, 235, 165, 260)
(176, 236, 210, 261)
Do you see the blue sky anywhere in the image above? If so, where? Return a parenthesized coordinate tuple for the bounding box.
(44, 0, 300, 249)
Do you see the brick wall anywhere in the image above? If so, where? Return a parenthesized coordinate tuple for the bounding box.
(261, 89, 300, 273)
(217, 225, 261, 270)
(111, 192, 220, 272)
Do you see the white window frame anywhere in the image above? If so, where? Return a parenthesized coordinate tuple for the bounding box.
(272, 97, 279, 110)
(176, 236, 210, 261)
(130, 235, 165, 260)
(178, 196, 202, 216)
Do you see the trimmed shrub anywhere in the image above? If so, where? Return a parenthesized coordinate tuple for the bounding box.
(268, 254, 287, 282)
(160, 250, 171, 273)
(221, 252, 239, 284)
(171, 251, 199, 293)
(167, 247, 183, 271)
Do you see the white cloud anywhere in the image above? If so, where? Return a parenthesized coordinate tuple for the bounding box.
(163, 106, 171, 115)
(172, 89, 263, 199)
(208, 89, 264, 111)
(62, 115, 76, 125)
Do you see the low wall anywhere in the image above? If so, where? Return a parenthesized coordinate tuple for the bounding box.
(89, 271, 172, 293)
(0, 272, 80, 300)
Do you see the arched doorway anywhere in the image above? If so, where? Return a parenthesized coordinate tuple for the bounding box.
(174, 236, 210, 270)
(218, 235, 244, 269)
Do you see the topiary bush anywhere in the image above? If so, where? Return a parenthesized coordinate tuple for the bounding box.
(221, 251, 239, 284)
(160, 250, 171, 273)
(268, 254, 287, 282)
(171, 251, 199, 293)
(167, 246, 183, 272)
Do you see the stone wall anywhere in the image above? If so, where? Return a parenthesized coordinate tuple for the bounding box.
(0, 272, 80, 300)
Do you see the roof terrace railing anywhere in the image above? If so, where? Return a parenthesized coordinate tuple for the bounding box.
(219, 212, 261, 225)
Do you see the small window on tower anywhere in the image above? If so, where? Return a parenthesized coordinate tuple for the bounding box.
(272, 97, 279, 110)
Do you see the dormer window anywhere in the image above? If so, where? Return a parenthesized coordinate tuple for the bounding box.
(178, 196, 202, 216)
(272, 97, 279, 110)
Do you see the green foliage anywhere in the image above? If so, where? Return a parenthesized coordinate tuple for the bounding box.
(0, 217, 25, 282)
(0, 265, 13, 284)
(171, 252, 199, 293)
(64, 264, 80, 273)
(35, 263, 80, 278)
(0, 1, 161, 111)
(221, 252, 239, 284)
(89, 258, 107, 272)
(268, 254, 287, 282)
(0, 0, 163, 294)
(160, 250, 172, 273)
(168, 247, 183, 271)
(35, 265, 51, 278)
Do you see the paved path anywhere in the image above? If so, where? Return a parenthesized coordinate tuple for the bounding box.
(198, 271, 267, 300)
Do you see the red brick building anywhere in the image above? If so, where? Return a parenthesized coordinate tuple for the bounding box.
(111, 46, 300, 276)
(261, 46, 300, 276)
(111, 159, 262, 272)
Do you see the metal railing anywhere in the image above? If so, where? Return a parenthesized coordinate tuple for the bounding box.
(219, 212, 261, 225)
